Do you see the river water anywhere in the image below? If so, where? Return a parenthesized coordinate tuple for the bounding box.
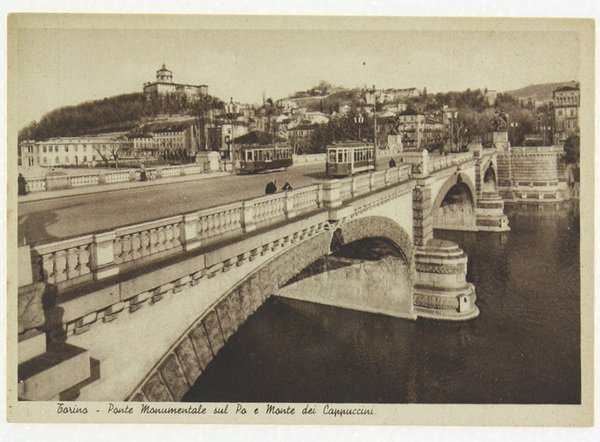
(183, 202, 580, 404)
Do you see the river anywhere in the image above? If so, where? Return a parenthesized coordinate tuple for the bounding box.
(183, 201, 580, 404)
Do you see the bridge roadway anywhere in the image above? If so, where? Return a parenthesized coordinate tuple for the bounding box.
(18, 158, 401, 245)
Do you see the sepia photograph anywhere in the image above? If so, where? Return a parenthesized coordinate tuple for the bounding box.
(4, 9, 595, 429)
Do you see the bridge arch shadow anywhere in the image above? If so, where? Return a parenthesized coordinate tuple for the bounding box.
(432, 172, 477, 231)
(482, 163, 498, 193)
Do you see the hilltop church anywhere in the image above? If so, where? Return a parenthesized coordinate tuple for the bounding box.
(143, 64, 208, 101)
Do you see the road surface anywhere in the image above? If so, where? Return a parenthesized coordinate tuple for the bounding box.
(18, 160, 397, 245)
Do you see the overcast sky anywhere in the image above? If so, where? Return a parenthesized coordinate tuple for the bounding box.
(14, 23, 580, 129)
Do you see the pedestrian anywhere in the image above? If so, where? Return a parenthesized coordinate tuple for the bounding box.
(282, 182, 293, 191)
(18, 173, 28, 196)
(265, 180, 277, 195)
(139, 164, 148, 182)
(389, 158, 397, 168)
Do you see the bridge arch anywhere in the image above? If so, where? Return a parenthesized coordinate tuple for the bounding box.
(432, 172, 477, 231)
(128, 216, 414, 402)
(331, 216, 414, 272)
(481, 160, 498, 193)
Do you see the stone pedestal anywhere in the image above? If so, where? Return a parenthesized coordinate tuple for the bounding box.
(413, 239, 479, 321)
(18, 343, 92, 401)
(18, 281, 95, 400)
(493, 131, 509, 151)
(476, 191, 510, 232)
(196, 151, 220, 172)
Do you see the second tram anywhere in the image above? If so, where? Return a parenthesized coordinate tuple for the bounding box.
(326, 142, 375, 177)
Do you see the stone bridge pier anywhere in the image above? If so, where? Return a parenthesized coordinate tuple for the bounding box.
(411, 165, 479, 321)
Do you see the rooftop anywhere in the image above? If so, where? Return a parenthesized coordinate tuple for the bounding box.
(554, 85, 579, 92)
(233, 130, 286, 145)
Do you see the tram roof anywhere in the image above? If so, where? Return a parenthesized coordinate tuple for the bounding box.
(326, 141, 374, 149)
(239, 143, 291, 150)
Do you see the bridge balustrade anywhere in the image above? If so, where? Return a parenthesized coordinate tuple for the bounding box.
(68, 174, 100, 187)
(104, 170, 132, 184)
(25, 178, 46, 192)
(26, 165, 414, 287)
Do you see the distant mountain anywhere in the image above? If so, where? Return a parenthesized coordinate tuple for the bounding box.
(504, 81, 579, 102)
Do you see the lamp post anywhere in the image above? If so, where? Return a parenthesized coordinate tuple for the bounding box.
(509, 121, 519, 146)
(365, 87, 378, 170)
(354, 114, 364, 140)
(225, 97, 237, 162)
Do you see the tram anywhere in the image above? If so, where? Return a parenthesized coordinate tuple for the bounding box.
(326, 142, 375, 177)
(236, 144, 293, 174)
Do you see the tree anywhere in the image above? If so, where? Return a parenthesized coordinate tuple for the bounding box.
(564, 135, 580, 164)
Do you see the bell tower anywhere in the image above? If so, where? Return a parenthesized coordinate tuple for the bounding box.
(156, 63, 173, 83)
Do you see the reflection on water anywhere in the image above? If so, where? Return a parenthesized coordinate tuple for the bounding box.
(183, 201, 580, 404)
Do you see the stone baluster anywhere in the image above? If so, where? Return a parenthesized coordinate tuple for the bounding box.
(182, 214, 201, 251)
(121, 235, 133, 262)
(90, 231, 119, 280)
(66, 247, 80, 280)
(78, 245, 91, 276)
(165, 225, 175, 249)
(157, 227, 166, 252)
(242, 201, 256, 233)
(131, 233, 142, 260)
(41, 253, 56, 284)
(140, 231, 150, 256)
(53, 250, 67, 283)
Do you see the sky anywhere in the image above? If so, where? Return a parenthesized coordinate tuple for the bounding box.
(13, 23, 580, 130)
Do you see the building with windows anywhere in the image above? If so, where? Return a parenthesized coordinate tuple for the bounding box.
(143, 64, 208, 101)
(552, 85, 580, 144)
(396, 109, 446, 151)
(397, 110, 425, 150)
(19, 136, 128, 168)
(288, 123, 317, 153)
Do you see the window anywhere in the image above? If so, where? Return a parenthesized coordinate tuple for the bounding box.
(65, 146, 69, 152)
(43, 146, 47, 153)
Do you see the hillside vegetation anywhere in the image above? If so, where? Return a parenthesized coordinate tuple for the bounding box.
(19, 93, 225, 142)
(505, 81, 578, 102)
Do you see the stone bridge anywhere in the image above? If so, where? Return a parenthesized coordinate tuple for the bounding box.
(16, 145, 508, 402)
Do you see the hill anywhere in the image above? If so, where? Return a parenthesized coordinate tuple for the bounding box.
(504, 81, 579, 102)
(19, 93, 225, 142)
